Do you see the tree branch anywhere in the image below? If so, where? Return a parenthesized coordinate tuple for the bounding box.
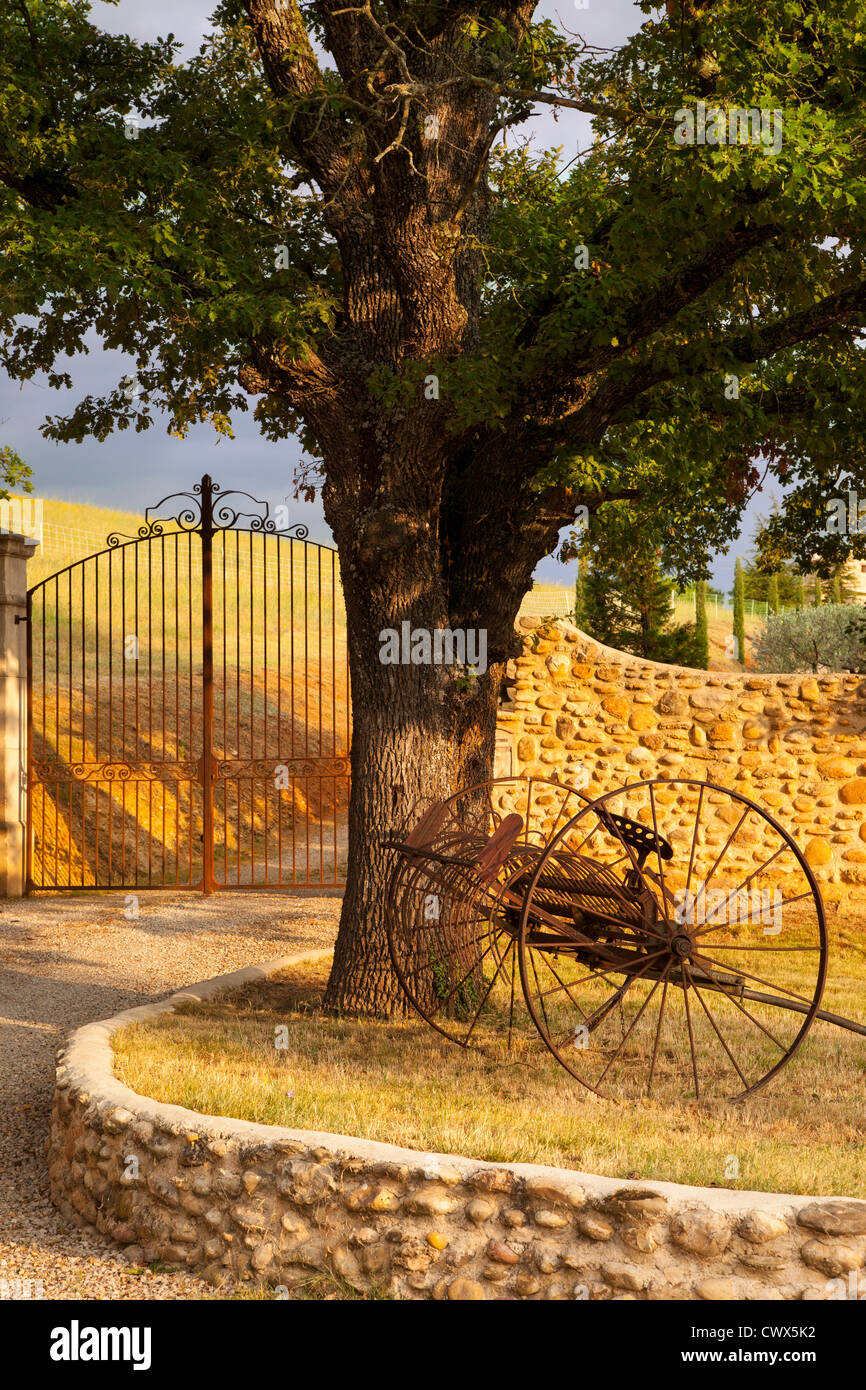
(556, 215, 779, 386)
(728, 279, 866, 363)
(513, 208, 780, 434)
(241, 1, 357, 195)
(543, 274, 866, 457)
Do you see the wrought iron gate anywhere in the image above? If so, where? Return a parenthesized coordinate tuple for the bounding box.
(26, 475, 350, 892)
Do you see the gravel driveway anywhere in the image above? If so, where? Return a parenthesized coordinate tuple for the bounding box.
(0, 891, 339, 1301)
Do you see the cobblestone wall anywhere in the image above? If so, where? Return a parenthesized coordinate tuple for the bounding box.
(49, 955, 866, 1301)
(496, 620, 866, 901)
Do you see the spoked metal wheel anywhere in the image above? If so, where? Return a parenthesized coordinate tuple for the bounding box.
(517, 778, 828, 1101)
(385, 776, 590, 1055)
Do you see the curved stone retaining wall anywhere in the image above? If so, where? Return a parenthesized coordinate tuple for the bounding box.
(496, 621, 866, 900)
(49, 953, 866, 1301)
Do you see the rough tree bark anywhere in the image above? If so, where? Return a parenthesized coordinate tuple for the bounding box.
(319, 426, 557, 1013)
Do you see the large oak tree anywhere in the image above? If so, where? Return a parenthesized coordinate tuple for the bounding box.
(2, 0, 866, 1010)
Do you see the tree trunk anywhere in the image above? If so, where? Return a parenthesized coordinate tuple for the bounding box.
(322, 543, 503, 1015)
(315, 411, 572, 1015)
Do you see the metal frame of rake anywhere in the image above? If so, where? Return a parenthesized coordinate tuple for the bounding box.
(384, 776, 866, 1101)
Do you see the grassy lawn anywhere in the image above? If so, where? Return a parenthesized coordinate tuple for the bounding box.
(113, 910, 866, 1197)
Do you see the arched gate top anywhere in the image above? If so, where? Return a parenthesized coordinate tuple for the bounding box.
(27, 474, 333, 599)
(106, 473, 311, 545)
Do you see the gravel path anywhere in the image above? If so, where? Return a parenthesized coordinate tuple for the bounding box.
(0, 891, 339, 1301)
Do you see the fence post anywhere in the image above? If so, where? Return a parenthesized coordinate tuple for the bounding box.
(0, 531, 39, 896)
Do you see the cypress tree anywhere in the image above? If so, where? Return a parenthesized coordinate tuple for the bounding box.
(694, 580, 709, 669)
(766, 573, 780, 614)
(733, 557, 746, 667)
(813, 574, 823, 605)
(795, 574, 806, 609)
(830, 571, 843, 605)
(574, 558, 585, 628)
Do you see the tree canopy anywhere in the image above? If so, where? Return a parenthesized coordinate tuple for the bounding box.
(2, 1, 866, 574)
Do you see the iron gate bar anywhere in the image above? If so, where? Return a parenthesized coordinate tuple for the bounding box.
(26, 474, 350, 894)
(201, 478, 215, 894)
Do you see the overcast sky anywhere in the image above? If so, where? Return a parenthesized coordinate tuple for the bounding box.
(2, 0, 763, 592)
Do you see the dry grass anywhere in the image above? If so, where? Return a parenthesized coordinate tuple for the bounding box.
(113, 910, 866, 1197)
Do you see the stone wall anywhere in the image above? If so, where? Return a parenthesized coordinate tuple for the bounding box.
(49, 953, 866, 1301)
(496, 620, 866, 902)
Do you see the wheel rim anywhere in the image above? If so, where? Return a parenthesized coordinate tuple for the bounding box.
(517, 778, 828, 1101)
(385, 776, 592, 1053)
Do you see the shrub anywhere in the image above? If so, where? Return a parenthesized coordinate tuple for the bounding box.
(751, 604, 866, 673)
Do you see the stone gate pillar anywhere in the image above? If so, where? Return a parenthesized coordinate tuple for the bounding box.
(0, 532, 39, 896)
